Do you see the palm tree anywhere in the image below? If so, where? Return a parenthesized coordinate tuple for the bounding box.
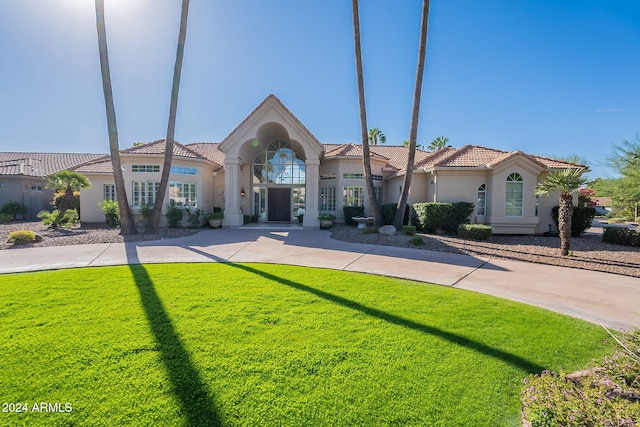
(148, 0, 191, 233)
(368, 128, 386, 145)
(46, 170, 91, 228)
(94, 0, 137, 235)
(394, 0, 430, 229)
(352, 0, 382, 226)
(535, 168, 588, 256)
(427, 136, 449, 152)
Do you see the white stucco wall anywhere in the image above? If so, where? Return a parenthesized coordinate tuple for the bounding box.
(0, 176, 53, 219)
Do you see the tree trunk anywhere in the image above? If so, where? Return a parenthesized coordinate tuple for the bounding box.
(394, 0, 430, 229)
(352, 0, 382, 227)
(148, 0, 190, 234)
(55, 187, 75, 227)
(559, 193, 573, 256)
(95, 0, 137, 235)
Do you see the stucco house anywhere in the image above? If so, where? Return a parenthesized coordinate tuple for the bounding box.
(74, 94, 584, 234)
(0, 152, 106, 219)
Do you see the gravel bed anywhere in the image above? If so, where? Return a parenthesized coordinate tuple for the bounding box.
(330, 224, 640, 278)
(0, 220, 200, 250)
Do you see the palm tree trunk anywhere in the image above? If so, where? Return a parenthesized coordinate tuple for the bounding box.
(394, 0, 430, 229)
(352, 0, 382, 227)
(94, 0, 137, 235)
(559, 193, 573, 256)
(148, 0, 190, 234)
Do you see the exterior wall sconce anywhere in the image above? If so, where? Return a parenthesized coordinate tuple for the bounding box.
(240, 187, 245, 197)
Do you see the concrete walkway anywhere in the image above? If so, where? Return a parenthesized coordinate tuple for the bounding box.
(1, 227, 638, 331)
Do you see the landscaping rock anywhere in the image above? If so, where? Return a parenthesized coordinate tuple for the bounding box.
(378, 225, 396, 236)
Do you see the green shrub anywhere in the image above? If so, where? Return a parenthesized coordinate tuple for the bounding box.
(522, 329, 640, 426)
(37, 209, 78, 228)
(7, 229, 38, 244)
(343, 206, 365, 226)
(381, 203, 410, 225)
(166, 201, 184, 228)
(602, 226, 640, 246)
(410, 236, 424, 246)
(402, 225, 416, 235)
(551, 206, 596, 237)
(139, 202, 153, 222)
(361, 226, 378, 235)
(458, 224, 492, 240)
(1, 201, 28, 220)
(412, 202, 474, 234)
(0, 213, 11, 223)
(187, 208, 204, 228)
(99, 200, 120, 227)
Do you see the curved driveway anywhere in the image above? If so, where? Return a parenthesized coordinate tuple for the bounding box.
(0, 227, 638, 331)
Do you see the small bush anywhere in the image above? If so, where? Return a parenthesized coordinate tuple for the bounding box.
(0, 213, 12, 223)
(361, 226, 378, 235)
(1, 201, 28, 220)
(37, 209, 78, 228)
(7, 229, 38, 244)
(99, 200, 120, 227)
(187, 208, 204, 228)
(166, 200, 184, 228)
(410, 236, 424, 246)
(413, 202, 474, 234)
(402, 226, 416, 235)
(602, 227, 640, 247)
(551, 206, 596, 237)
(458, 224, 492, 240)
(522, 329, 640, 426)
(343, 206, 365, 226)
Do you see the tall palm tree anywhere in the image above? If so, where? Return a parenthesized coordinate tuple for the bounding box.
(352, 0, 382, 226)
(394, 0, 430, 229)
(368, 128, 386, 145)
(46, 170, 91, 228)
(427, 136, 450, 152)
(94, 0, 137, 235)
(148, 0, 191, 233)
(535, 168, 588, 256)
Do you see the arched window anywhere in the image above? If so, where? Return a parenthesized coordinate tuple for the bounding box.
(253, 139, 305, 184)
(505, 173, 523, 216)
(477, 184, 486, 215)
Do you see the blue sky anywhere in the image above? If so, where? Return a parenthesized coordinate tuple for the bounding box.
(1, 0, 639, 180)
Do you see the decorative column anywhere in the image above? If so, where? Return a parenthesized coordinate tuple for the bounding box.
(303, 159, 320, 228)
(223, 158, 244, 226)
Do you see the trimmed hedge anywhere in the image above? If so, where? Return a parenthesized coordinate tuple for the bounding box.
(458, 224, 492, 240)
(343, 206, 365, 226)
(413, 202, 475, 234)
(602, 226, 640, 246)
(402, 225, 416, 236)
(551, 206, 596, 237)
(381, 203, 410, 226)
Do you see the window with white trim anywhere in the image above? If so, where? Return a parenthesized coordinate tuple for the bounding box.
(320, 187, 336, 211)
(375, 186, 383, 205)
(343, 173, 363, 180)
(343, 186, 365, 207)
(505, 173, 523, 216)
(132, 165, 160, 173)
(132, 180, 159, 207)
(170, 166, 197, 175)
(477, 184, 486, 215)
(104, 184, 116, 201)
(169, 182, 197, 207)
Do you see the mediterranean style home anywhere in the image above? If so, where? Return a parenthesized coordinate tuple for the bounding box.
(2, 94, 585, 233)
(0, 152, 105, 219)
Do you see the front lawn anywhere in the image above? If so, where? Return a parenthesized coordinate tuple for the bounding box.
(0, 264, 612, 426)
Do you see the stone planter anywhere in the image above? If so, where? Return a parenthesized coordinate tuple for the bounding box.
(208, 219, 223, 229)
(319, 219, 333, 229)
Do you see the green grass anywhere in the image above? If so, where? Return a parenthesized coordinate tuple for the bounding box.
(0, 263, 612, 426)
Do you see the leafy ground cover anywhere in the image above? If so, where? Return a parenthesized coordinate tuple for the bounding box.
(0, 263, 612, 426)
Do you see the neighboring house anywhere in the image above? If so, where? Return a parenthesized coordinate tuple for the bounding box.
(0, 152, 105, 219)
(49, 94, 586, 233)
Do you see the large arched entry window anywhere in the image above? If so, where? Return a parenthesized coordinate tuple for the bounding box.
(253, 139, 306, 222)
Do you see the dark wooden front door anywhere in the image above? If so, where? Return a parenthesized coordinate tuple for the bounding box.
(268, 188, 291, 222)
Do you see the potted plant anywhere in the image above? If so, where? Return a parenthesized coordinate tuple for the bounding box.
(205, 211, 224, 228)
(318, 213, 336, 229)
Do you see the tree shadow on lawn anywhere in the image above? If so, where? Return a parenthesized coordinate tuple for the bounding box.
(184, 245, 546, 375)
(126, 245, 221, 426)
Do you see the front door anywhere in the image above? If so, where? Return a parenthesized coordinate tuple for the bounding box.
(268, 188, 291, 222)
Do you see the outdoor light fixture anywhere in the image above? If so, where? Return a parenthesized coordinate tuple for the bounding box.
(240, 187, 245, 197)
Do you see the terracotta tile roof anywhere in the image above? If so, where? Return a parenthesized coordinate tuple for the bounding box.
(73, 156, 114, 174)
(185, 143, 225, 167)
(122, 139, 206, 159)
(0, 152, 106, 177)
